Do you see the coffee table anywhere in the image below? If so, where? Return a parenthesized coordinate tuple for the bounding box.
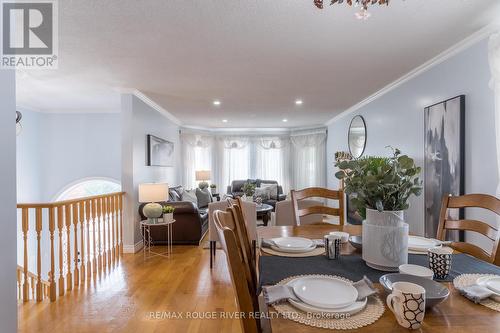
(256, 203, 273, 226)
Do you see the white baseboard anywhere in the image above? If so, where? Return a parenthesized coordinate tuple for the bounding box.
(123, 240, 144, 253)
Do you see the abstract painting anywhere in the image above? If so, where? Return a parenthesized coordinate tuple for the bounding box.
(424, 95, 465, 240)
(147, 134, 174, 167)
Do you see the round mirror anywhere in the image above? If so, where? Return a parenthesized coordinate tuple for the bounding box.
(348, 115, 366, 158)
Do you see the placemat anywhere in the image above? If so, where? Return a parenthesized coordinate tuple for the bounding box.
(271, 274, 385, 330)
(259, 253, 500, 287)
(453, 274, 500, 312)
(260, 246, 325, 257)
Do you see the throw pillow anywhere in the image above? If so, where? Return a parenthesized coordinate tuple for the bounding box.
(195, 188, 213, 208)
(261, 183, 278, 200)
(182, 189, 198, 206)
(254, 186, 271, 201)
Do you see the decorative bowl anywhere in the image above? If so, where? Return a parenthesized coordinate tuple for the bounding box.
(348, 235, 362, 250)
(379, 273, 450, 308)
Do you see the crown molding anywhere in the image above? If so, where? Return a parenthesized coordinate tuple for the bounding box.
(132, 90, 183, 126)
(325, 22, 500, 126)
(181, 124, 326, 134)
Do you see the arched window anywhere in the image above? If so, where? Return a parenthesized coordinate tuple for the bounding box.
(55, 177, 121, 201)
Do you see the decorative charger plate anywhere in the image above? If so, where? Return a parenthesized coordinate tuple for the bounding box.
(271, 274, 385, 330)
(453, 274, 500, 312)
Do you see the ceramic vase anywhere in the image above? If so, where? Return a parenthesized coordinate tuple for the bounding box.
(362, 209, 409, 271)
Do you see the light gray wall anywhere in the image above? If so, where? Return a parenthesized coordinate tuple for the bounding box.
(0, 70, 18, 333)
(327, 38, 498, 250)
(16, 111, 121, 202)
(16, 110, 42, 202)
(121, 95, 180, 249)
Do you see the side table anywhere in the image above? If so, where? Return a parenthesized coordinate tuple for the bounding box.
(140, 219, 175, 260)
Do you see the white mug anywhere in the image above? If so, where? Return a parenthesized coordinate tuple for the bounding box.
(386, 282, 426, 330)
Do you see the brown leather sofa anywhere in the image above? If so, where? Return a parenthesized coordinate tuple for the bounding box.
(139, 186, 208, 245)
(226, 179, 286, 210)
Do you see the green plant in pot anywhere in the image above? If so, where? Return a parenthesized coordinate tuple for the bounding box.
(241, 182, 256, 201)
(335, 147, 422, 271)
(198, 181, 209, 190)
(209, 183, 217, 194)
(162, 205, 175, 222)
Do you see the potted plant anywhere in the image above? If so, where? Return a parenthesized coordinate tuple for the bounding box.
(198, 181, 209, 190)
(335, 147, 422, 271)
(162, 205, 175, 222)
(209, 184, 217, 195)
(241, 182, 256, 202)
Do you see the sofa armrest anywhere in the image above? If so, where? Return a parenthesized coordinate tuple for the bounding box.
(278, 194, 287, 201)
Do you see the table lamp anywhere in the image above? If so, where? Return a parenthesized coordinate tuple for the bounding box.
(139, 183, 168, 224)
(195, 170, 211, 189)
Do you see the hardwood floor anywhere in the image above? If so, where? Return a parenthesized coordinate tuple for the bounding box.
(18, 245, 242, 333)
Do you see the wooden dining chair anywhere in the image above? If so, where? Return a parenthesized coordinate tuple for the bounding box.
(213, 209, 261, 333)
(291, 187, 345, 226)
(436, 194, 500, 265)
(230, 198, 258, 290)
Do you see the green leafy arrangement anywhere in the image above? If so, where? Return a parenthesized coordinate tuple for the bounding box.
(198, 181, 209, 189)
(241, 182, 256, 197)
(335, 147, 422, 218)
(209, 184, 217, 188)
(162, 205, 175, 214)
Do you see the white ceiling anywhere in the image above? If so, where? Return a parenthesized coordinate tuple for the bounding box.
(16, 0, 500, 128)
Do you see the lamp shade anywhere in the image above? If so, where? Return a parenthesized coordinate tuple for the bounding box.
(138, 183, 169, 203)
(195, 170, 211, 181)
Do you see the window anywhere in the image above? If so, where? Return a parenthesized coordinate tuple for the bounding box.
(55, 178, 121, 201)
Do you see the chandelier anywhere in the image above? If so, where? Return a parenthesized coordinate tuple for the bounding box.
(313, 0, 390, 20)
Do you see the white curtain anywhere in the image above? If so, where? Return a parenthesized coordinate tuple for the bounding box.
(181, 129, 327, 195)
(219, 136, 251, 191)
(255, 136, 291, 193)
(290, 129, 327, 190)
(181, 133, 215, 189)
(489, 32, 500, 205)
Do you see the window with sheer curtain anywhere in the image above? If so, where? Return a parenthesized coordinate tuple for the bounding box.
(181, 130, 326, 194)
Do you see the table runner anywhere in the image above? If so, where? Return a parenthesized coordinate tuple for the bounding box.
(259, 253, 500, 287)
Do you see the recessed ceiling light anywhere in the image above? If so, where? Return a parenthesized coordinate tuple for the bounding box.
(295, 99, 303, 105)
(282, 119, 288, 122)
(222, 119, 228, 123)
(213, 100, 221, 106)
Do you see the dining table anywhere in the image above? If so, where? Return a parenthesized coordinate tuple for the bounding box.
(257, 224, 500, 333)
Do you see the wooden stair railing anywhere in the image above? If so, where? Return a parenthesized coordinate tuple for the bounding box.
(17, 192, 125, 302)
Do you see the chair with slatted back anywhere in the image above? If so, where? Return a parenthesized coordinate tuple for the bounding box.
(436, 194, 500, 265)
(291, 187, 345, 226)
(213, 209, 261, 333)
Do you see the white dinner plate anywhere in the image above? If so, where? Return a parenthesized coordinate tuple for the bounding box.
(486, 277, 500, 294)
(273, 237, 314, 250)
(286, 277, 366, 315)
(408, 236, 441, 252)
(476, 276, 500, 302)
(292, 276, 358, 309)
(270, 244, 317, 253)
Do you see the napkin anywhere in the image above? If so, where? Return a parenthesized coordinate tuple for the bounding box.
(352, 276, 378, 301)
(263, 276, 378, 305)
(260, 238, 325, 248)
(459, 284, 495, 303)
(263, 285, 299, 304)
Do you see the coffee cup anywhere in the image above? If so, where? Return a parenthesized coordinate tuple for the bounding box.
(427, 247, 453, 279)
(387, 281, 426, 329)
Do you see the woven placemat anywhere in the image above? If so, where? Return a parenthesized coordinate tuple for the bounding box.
(260, 246, 325, 257)
(271, 274, 385, 330)
(453, 274, 500, 312)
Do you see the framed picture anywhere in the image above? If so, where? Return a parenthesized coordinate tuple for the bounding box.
(147, 134, 174, 167)
(424, 95, 465, 240)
